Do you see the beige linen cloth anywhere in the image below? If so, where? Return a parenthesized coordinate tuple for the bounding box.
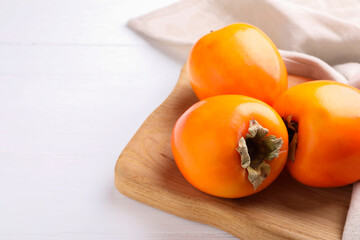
(128, 0, 360, 239)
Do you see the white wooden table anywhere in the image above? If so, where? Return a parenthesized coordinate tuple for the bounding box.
(0, 1, 236, 239)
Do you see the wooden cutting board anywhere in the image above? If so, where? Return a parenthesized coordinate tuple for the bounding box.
(115, 65, 352, 240)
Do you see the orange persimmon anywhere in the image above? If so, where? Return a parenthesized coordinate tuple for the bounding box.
(274, 81, 360, 187)
(171, 95, 288, 198)
(187, 23, 287, 106)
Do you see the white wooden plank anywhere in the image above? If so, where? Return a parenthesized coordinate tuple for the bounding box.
(0, 0, 172, 45)
(0, 0, 238, 239)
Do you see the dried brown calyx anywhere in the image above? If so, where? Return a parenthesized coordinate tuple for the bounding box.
(236, 120, 283, 190)
(284, 116, 298, 162)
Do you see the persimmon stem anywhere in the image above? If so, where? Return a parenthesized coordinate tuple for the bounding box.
(236, 120, 283, 190)
(284, 116, 298, 162)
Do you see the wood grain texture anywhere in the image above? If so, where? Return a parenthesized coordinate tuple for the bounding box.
(115, 65, 352, 240)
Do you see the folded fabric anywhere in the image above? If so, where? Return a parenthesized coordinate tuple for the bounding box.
(127, 0, 360, 239)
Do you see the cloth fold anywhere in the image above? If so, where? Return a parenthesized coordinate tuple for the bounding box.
(128, 0, 360, 239)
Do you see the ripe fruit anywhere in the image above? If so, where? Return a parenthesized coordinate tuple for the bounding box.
(187, 23, 287, 106)
(274, 81, 360, 187)
(171, 95, 288, 198)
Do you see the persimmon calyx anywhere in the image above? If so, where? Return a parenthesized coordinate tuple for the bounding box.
(236, 120, 283, 190)
(284, 116, 298, 162)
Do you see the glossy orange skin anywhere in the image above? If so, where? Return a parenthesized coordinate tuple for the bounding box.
(274, 81, 360, 187)
(171, 95, 288, 198)
(187, 23, 287, 106)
